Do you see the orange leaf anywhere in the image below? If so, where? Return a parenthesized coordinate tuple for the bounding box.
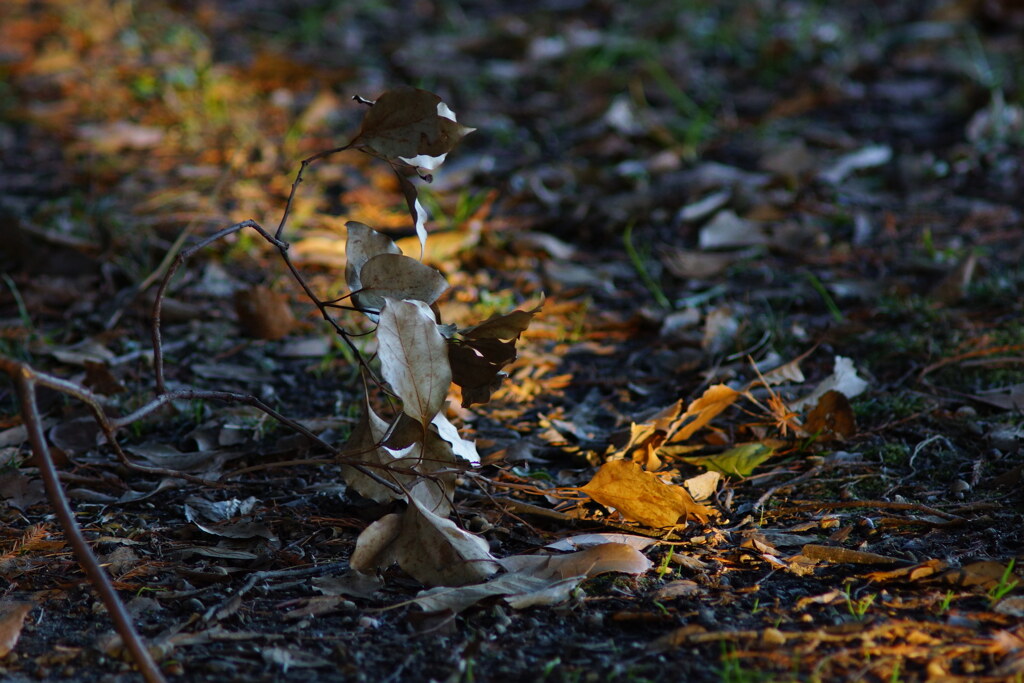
(581, 459, 712, 527)
(668, 384, 742, 443)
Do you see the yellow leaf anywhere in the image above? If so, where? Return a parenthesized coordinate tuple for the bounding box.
(581, 459, 712, 527)
(667, 384, 742, 443)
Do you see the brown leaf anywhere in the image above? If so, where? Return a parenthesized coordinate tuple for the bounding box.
(345, 221, 402, 294)
(667, 384, 742, 443)
(352, 87, 474, 170)
(396, 496, 499, 586)
(462, 303, 542, 340)
(449, 339, 516, 407)
(351, 498, 498, 587)
(581, 459, 712, 526)
(499, 543, 652, 580)
(377, 298, 452, 427)
(412, 542, 652, 613)
(350, 512, 402, 574)
(339, 400, 402, 504)
(341, 406, 463, 515)
(800, 544, 904, 566)
(0, 602, 33, 657)
(233, 286, 296, 340)
(83, 361, 126, 395)
(804, 390, 856, 441)
(356, 253, 448, 312)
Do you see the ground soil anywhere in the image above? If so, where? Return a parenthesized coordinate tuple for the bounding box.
(0, 1, 1022, 682)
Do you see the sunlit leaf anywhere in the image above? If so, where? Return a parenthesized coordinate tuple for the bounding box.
(581, 459, 712, 526)
(681, 443, 775, 478)
(377, 298, 452, 427)
(666, 384, 742, 443)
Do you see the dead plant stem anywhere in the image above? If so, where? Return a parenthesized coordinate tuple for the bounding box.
(1, 358, 166, 683)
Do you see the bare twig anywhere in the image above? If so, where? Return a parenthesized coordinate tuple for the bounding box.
(772, 499, 966, 523)
(0, 358, 166, 683)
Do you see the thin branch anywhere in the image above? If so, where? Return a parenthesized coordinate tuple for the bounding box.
(274, 144, 352, 240)
(0, 359, 166, 683)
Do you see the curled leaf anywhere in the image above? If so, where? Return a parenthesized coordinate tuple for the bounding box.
(666, 384, 742, 443)
(395, 170, 430, 259)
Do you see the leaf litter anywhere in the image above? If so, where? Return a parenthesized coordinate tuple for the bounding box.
(0, 1, 1022, 682)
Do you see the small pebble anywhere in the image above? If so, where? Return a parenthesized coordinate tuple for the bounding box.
(950, 479, 970, 494)
(697, 608, 718, 629)
(358, 616, 380, 629)
(954, 405, 977, 419)
(988, 429, 1020, 453)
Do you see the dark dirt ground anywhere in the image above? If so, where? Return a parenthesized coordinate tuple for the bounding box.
(1, 1, 1023, 681)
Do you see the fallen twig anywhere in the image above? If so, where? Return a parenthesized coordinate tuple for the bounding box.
(0, 357, 166, 683)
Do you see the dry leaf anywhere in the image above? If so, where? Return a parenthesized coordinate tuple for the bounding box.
(352, 87, 474, 171)
(0, 602, 33, 657)
(581, 459, 712, 526)
(681, 443, 775, 478)
(345, 221, 402, 296)
(545, 534, 658, 552)
(499, 543, 652, 579)
(356, 253, 448, 312)
(349, 512, 402, 574)
(377, 298, 452, 427)
(817, 144, 892, 184)
(395, 170, 431, 258)
(698, 210, 768, 250)
(339, 400, 402, 503)
(342, 406, 464, 515)
(449, 341, 507, 406)
(412, 542, 652, 613)
(791, 356, 869, 410)
(461, 303, 542, 340)
(430, 412, 479, 465)
(351, 497, 498, 588)
(804, 390, 856, 440)
(667, 384, 742, 443)
(683, 471, 723, 501)
(397, 496, 499, 586)
(233, 286, 296, 341)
